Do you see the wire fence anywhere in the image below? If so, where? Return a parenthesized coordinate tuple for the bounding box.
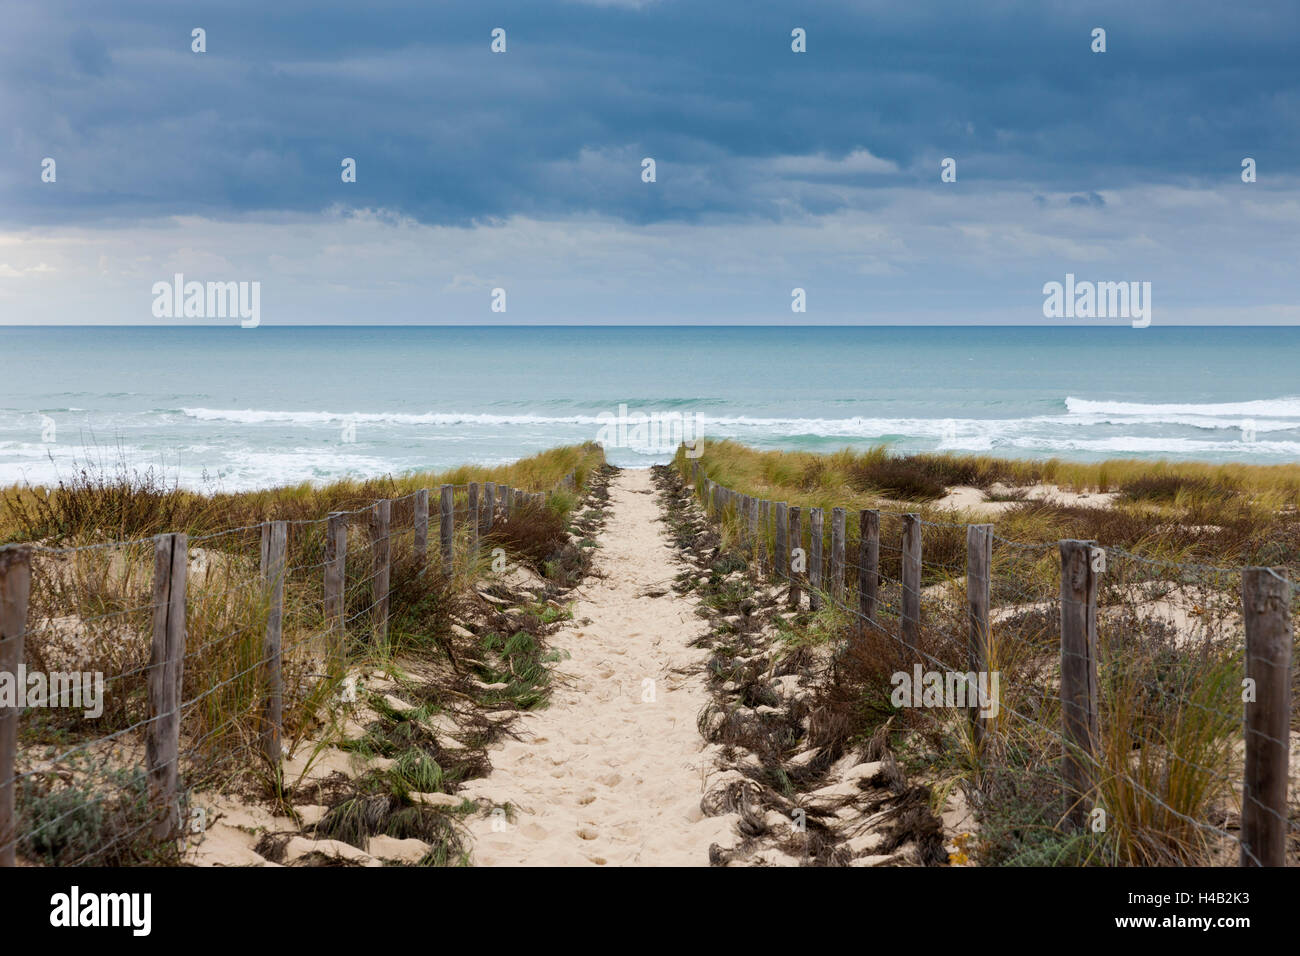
(0, 473, 577, 867)
(690, 461, 1295, 867)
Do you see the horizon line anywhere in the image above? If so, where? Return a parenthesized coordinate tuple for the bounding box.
(0, 323, 1295, 330)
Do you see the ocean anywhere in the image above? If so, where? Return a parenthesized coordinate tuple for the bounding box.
(1, 326, 1298, 491)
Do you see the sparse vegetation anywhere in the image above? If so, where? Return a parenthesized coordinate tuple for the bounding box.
(4, 444, 607, 867)
(674, 442, 1295, 867)
(677, 439, 1300, 573)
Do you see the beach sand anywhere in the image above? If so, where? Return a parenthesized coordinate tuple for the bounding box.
(461, 469, 735, 865)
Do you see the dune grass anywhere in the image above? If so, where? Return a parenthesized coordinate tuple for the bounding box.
(677, 440, 1300, 572)
(675, 442, 1286, 867)
(0, 442, 605, 546)
(9, 444, 607, 867)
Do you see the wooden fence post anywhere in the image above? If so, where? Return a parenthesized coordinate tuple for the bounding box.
(788, 506, 803, 609)
(370, 500, 391, 643)
(692, 460, 700, 489)
(440, 485, 455, 574)
(147, 532, 187, 842)
(831, 507, 845, 605)
(966, 525, 993, 752)
(760, 500, 771, 575)
(809, 508, 824, 611)
(775, 502, 788, 583)
(467, 483, 480, 560)
(859, 510, 880, 625)
(413, 489, 429, 565)
(325, 513, 347, 665)
(259, 521, 286, 766)
(1059, 539, 1100, 830)
(0, 546, 31, 866)
(1241, 567, 1293, 867)
(749, 498, 760, 562)
(482, 483, 496, 535)
(901, 514, 922, 653)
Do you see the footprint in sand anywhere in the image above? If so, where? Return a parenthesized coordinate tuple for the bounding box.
(463, 470, 716, 867)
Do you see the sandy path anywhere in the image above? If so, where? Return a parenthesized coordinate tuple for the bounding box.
(462, 469, 734, 866)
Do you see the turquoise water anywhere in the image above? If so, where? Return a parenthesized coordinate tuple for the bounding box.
(1, 326, 1298, 490)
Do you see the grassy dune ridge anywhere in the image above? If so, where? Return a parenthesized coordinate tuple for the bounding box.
(675, 440, 1300, 571)
(676, 441, 1298, 866)
(1, 443, 606, 546)
(7, 443, 608, 866)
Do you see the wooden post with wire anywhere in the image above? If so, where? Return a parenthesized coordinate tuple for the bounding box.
(325, 513, 347, 664)
(259, 521, 287, 765)
(1240, 567, 1292, 867)
(788, 506, 803, 609)
(1059, 539, 1100, 830)
(439, 485, 455, 573)
(809, 508, 824, 611)
(901, 514, 922, 653)
(370, 500, 391, 643)
(147, 532, 187, 841)
(859, 510, 879, 625)
(413, 489, 429, 565)
(966, 524, 993, 752)
(0, 546, 32, 866)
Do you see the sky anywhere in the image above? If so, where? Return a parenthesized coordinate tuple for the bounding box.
(1, 0, 1298, 325)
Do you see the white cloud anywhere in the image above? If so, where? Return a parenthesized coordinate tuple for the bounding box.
(762, 149, 899, 177)
(0, 179, 1297, 325)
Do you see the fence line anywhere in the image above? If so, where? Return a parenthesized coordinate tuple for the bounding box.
(686, 463, 1294, 867)
(0, 468, 581, 867)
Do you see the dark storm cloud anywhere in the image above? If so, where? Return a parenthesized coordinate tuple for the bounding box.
(2, 0, 1297, 226)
